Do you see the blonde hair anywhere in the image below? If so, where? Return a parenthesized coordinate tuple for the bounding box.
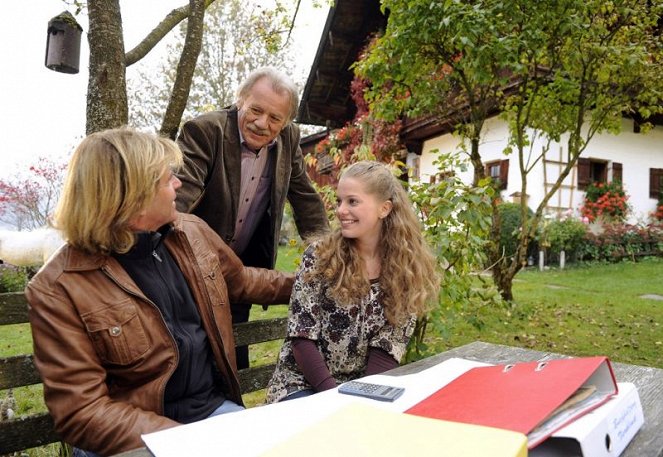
(309, 161, 440, 324)
(236, 66, 299, 122)
(54, 127, 183, 255)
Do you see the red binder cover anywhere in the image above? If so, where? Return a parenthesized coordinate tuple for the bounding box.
(405, 356, 618, 448)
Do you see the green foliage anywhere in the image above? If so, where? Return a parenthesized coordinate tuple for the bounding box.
(128, 0, 296, 129)
(544, 217, 588, 256)
(355, 0, 663, 302)
(356, 0, 518, 122)
(535, 218, 663, 265)
(497, 202, 534, 259)
(309, 180, 340, 224)
(359, 0, 663, 150)
(0, 265, 30, 293)
(406, 152, 502, 359)
(274, 238, 304, 271)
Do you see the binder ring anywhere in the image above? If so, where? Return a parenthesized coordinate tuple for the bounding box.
(535, 361, 547, 371)
(502, 364, 515, 373)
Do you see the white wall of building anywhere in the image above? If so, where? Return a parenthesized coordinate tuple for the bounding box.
(416, 116, 663, 223)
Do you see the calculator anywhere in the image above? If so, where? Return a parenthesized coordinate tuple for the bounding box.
(338, 380, 405, 402)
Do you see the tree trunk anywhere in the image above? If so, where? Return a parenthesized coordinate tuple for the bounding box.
(468, 134, 484, 187)
(86, 0, 128, 134)
(160, 0, 207, 139)
(466, 127, 518, 302)
(493, 267, 514, 301)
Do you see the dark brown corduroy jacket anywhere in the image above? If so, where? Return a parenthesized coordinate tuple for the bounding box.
(25, 213, 293, 455)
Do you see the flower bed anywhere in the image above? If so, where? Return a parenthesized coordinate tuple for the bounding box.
(577, 222, 663, 262)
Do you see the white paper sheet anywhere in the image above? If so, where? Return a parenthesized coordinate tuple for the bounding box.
(141, 357, 487, 456)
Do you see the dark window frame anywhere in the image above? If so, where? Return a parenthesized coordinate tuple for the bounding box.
(650, 168, 663, 200)
(484, 159, 509, 190)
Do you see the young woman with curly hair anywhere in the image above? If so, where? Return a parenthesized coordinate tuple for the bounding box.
(266, 160, 440, 403)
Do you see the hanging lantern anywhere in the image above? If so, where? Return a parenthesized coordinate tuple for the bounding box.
(45, 11, 83, 74)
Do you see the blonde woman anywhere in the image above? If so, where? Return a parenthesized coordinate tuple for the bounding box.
(266, 161, 439, 403)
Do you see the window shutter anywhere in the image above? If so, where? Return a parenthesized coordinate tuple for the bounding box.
(499, 159, 509, 190)
(612, 162, 622, 183)
(651, 168, 663, 199)
(577, 158, 590, 190)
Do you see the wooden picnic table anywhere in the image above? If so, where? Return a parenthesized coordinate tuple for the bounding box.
(116, 341, 663, 457)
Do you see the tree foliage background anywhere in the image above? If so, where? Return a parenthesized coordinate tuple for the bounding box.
(83, 0, 305, 138)
(128, 0, 297, 131)
(0, 0, 310, 230)
(356, 0, 663, 300)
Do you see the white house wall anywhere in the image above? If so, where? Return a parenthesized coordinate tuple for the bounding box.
(417, 116, 663, 223)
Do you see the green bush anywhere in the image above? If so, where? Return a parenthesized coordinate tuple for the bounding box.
(407, 152, 500, 360)
(0, 265, 29, 293)
(546, 218, 588, 260)
(497, 202, 534, 259)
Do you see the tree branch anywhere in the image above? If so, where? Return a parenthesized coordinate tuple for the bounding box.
(160, 0, 207, 139)
(283, 0, 302, 46)
(125, 0, 217, 67)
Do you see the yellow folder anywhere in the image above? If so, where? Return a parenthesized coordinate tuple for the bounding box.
(261, 403, 528, 456)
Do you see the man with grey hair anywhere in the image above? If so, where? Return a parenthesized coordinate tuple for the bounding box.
(176, 67, 329, 369)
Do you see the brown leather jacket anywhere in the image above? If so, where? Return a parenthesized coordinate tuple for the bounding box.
(25, 213, 293, 455)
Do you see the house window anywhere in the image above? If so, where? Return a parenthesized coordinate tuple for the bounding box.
(650, 168, 663, 199)
(577, 158, 622, 190)
(408, 155, 421, 180)
(488, 163, 500, 178)
(484, 159, 509, 190)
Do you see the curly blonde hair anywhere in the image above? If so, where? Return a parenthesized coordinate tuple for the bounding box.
(308, 161, 440, 324)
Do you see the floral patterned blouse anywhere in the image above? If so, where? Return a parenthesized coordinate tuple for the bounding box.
(265, 244, 416, 403)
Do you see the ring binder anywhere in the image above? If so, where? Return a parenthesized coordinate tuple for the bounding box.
(405, 356, 618, 449)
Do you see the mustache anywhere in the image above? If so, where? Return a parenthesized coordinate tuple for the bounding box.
(246, 123, 269, 136)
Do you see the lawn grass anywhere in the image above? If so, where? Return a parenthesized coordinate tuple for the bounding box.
(248, 253, 663, 406)
(428, 257, 663, 369)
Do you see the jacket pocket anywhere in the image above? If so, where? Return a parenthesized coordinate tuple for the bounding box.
(81, 300, 150, 365)
(198, 252, 228, 308)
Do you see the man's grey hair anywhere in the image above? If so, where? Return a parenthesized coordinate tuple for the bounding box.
(236, 67, 300, 123)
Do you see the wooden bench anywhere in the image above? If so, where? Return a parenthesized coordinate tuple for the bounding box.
(0, 291, 287, 455)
